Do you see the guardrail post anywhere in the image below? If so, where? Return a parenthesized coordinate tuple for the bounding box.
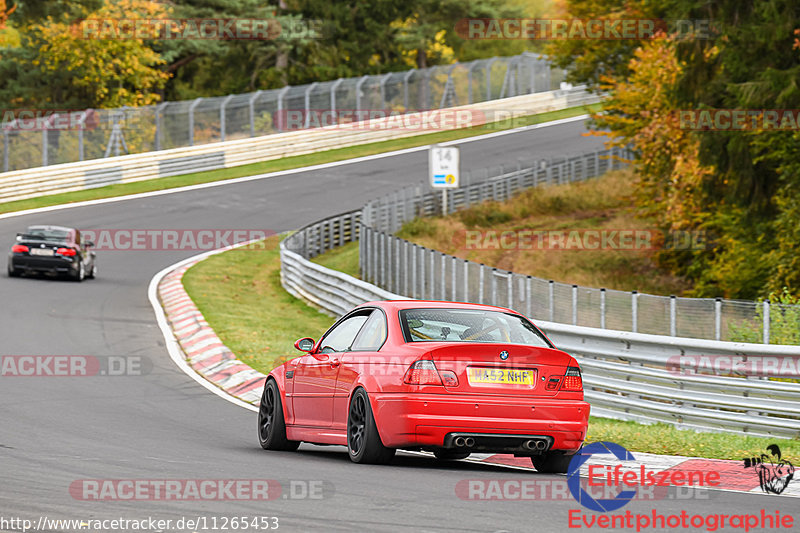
(763, 300, 770, 344)
(355, 75, 369, 113)
(394, 238, 400, 294)
(451, 255, 457, 300)
(507, 274, 513, 309)
(330, 79, 344, 124)
(549, 280, 555, 321)
(276, 86, 290, 132)
(155, 102, 168, 150)
(419, 247, 426, 299)
(380, 73, 393, 109)
(631, 290, 638, 333)
(485, 57, 498, 100)
(479, 264, 485, 303)
(2, 130, 8, 172)
(359, 224, 364, 278)
(670, 295, 677, 336)
(526, 276, 532, 317)
(600, 288, 606, 329)
(220, 94, 234, 141)
(188, 98, 203, 146)
(248, 90, 263, 137)
(304, 82, 319, 129)
(403, 69, 416, 111)
(411, 244, 418, 298)
(467, 62, 480, 104)
(429, 249, 436, 299)
(491, 268, 498, 306)
(440, 253, 446, 300)
(572, 285, 578, 325)
(77, 110, 91, 161)
(463, 260, 469, 302)
(714, 297, 722, 340)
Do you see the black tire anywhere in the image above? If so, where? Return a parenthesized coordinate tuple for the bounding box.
(347, 388, 395, 464)
(71, 261, 85, 282)
(7, 263, 19, 277)
(258, 379, 299, 451)
(531, 451, 574, 474)
(433, 450, 471, 461)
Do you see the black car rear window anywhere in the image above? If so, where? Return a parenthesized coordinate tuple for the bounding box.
(24, 228, 69, 241)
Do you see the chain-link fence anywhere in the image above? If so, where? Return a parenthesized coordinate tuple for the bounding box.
(328, 146, 793, 344)
(1, 53, 563, 173)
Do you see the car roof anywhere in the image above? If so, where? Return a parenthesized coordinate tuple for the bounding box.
(25, 225, 75, 233)
(359, 299, 520, 315)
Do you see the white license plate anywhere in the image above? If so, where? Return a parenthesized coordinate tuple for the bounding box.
(29, 248, 54, 256)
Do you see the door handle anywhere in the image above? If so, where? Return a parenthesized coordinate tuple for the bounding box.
(330, 358, 340, 368)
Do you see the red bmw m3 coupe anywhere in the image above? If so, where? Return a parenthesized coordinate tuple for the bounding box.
(258, 300, 589, 472)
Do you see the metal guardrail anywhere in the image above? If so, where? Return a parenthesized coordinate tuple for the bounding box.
(280, 150, 800, 438)
(1, 53, 561, 173)
(0, 89, 597, 204)
(358, 148, 795, 345)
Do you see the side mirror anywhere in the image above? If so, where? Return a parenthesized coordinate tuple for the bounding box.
(85, 240, 95, 247)
(294, 337, 315, 352)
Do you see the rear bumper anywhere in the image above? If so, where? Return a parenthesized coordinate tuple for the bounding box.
(371, 392, 589, 453)
(10, 255, 77, 273)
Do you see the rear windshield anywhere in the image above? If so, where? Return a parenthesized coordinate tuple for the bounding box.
(23, 228, 69, 241)
(399, 308, 552, 348)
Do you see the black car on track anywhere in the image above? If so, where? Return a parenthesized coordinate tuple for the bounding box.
(7, 225, 97, 281)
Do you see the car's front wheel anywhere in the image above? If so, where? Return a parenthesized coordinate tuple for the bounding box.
(258, 379, 299, 451)
(347, 388, 395, 464)
(531, 451, 574, 474)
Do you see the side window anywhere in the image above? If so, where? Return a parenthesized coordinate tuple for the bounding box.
(318, 314, 369, 353)
(351, 310, 387, 351)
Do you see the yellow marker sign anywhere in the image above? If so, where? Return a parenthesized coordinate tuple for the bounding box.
(445, 174, 456, 184)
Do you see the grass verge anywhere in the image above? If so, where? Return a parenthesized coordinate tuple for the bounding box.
(0, 104, 600, 216)
(182, 236, 800, 461)
(396, 167, 691, 295)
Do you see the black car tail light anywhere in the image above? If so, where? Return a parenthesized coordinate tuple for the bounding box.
(56, 247, 77, 257)
(11, 244, 29, 253)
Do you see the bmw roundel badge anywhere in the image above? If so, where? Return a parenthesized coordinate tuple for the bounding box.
(499, 351, 509, 360)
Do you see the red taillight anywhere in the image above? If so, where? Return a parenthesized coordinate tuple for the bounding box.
(403, 360, 443, 386)
(561, 367, 583, 391)
(56, 247, 77, 257)
(11, 244, 29, 253)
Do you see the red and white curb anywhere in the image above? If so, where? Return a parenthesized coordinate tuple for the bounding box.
(153, 246, 797, 499)
(158, 258, 268, 407)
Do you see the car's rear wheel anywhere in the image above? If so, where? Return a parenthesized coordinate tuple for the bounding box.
(347, 388, 395, 464)
(531, 451, 574, 474)
(433, 450, 471, 461)
(7, 263, 19, 277)
(71, 262, 85, 282)
(258, 379, 299, 451)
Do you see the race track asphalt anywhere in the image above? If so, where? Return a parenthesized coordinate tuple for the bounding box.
(1, 120, 794, 532)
